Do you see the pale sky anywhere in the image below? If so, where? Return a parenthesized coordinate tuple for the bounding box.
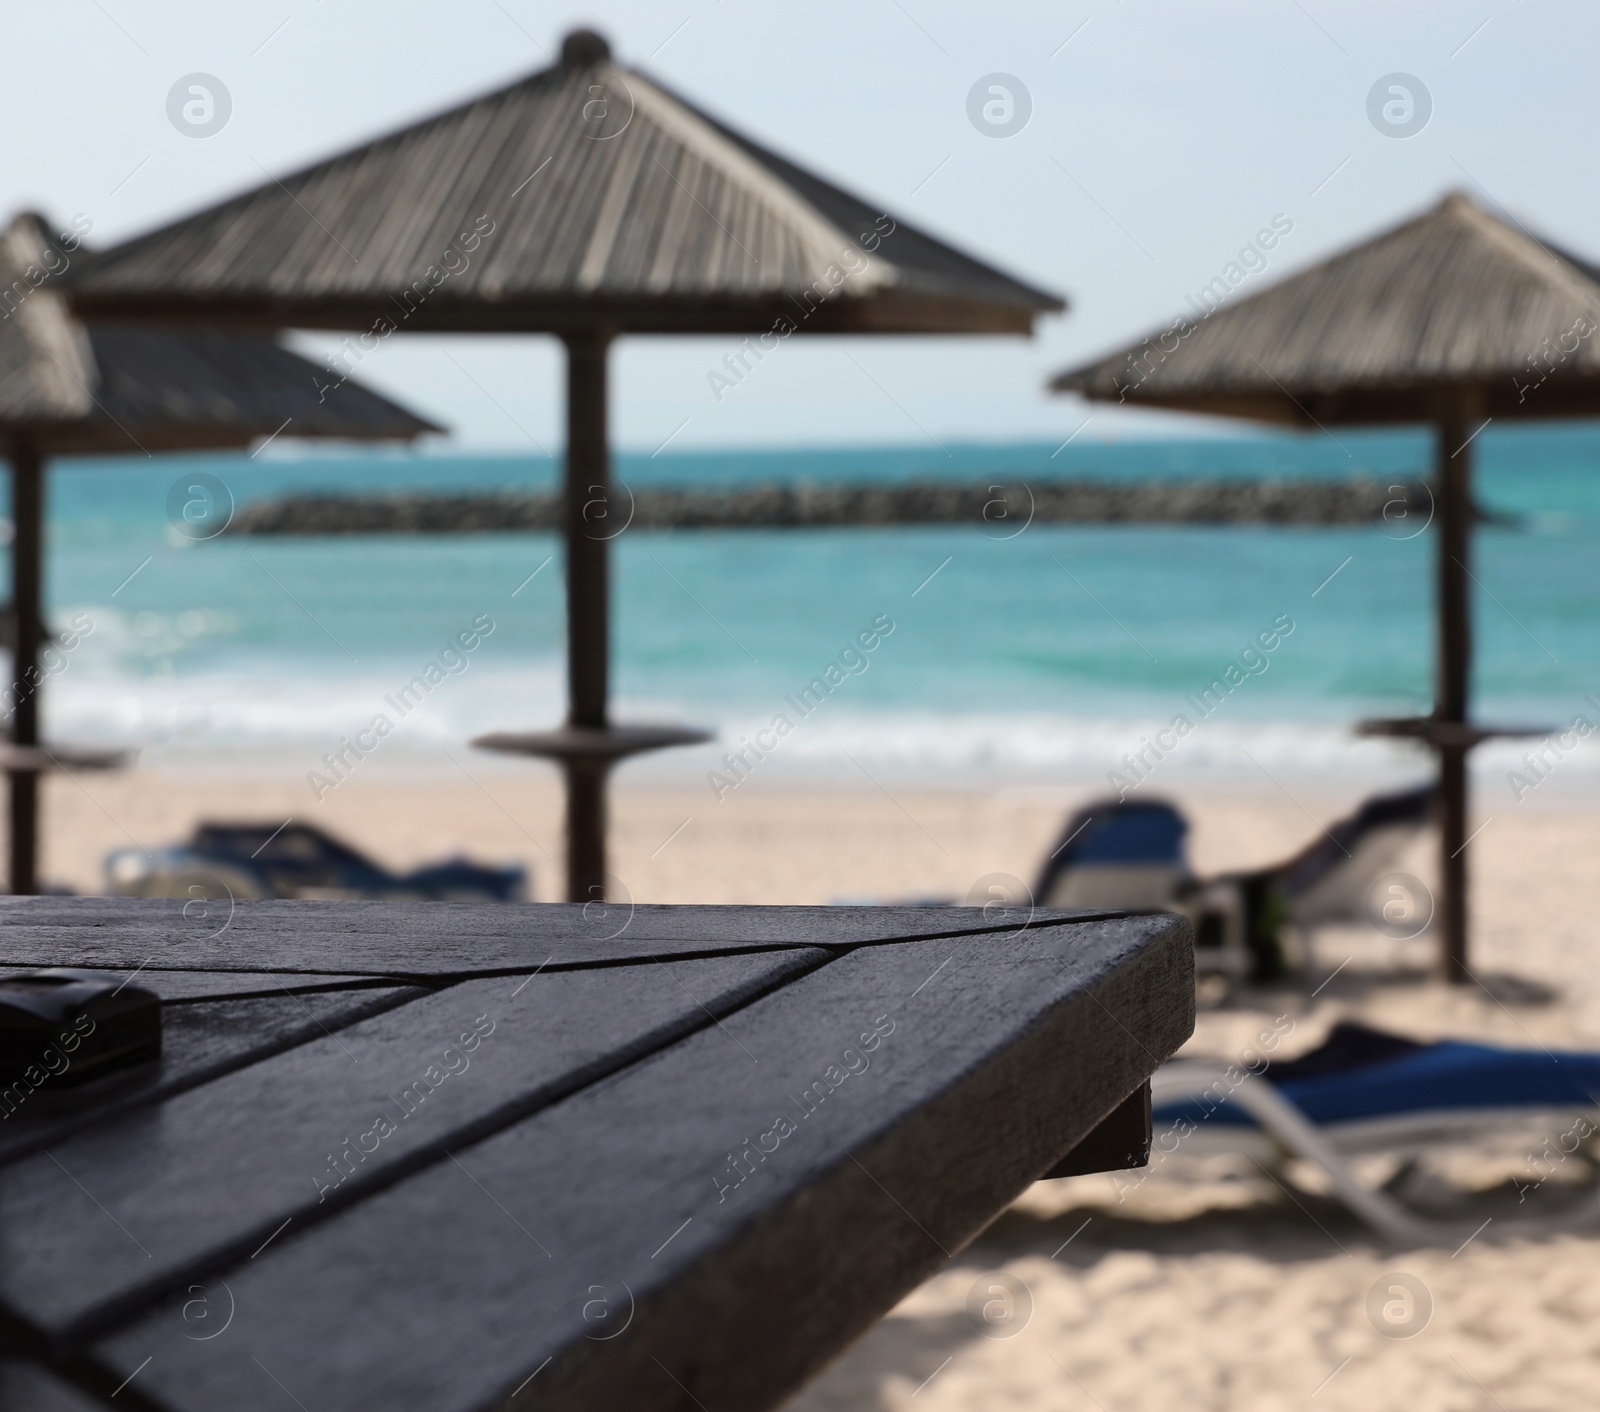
(9, 0, 1597, 452)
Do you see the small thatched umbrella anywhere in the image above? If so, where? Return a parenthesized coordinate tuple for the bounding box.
(1, 211, 437, 893)
(1053, 191, 1600, 980)
(64, 28, 1063, 901)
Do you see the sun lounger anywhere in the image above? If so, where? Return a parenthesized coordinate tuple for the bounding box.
(1036, 799, 1191, 910)
(1033, 798, 1254, 980)
(1034, 785, 1438, 983)
(104, 822, 527, 902)
(1149, 1021, 1600, 1241)
(1266, 783, 1435, 937)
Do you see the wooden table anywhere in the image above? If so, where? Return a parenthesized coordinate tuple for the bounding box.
(0, 899, 1192, 1411)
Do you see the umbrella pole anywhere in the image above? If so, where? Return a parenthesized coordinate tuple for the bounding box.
(8, 442, 43, 895)
(562, 331, 614, 903)
(1434, 410, 1472, 982)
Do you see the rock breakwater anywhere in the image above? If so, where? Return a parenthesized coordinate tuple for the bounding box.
(227, 477, 1431, 535)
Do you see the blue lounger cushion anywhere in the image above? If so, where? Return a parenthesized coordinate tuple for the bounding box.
(1155, 1022, 1600, 1128)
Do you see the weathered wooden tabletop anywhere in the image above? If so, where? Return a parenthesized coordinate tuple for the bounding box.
(0, 898, 1192, 1412)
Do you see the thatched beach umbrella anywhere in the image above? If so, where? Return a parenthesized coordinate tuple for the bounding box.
(65, 28, 1062, 901)
(1, 211, 436, 893)
(1053, 191, 1600, 980)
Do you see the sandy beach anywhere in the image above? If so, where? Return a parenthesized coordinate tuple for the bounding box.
(26, 765, 1600, 1409)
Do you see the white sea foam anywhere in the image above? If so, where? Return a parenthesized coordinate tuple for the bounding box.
(54, 662, 571, 753)
(47, 661, 1600, 795)
(687, 707, 1586, 788)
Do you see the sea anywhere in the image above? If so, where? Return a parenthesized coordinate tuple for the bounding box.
(37, 424, 1600, 800)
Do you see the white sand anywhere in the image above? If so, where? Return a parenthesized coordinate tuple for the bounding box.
(24, 765, 1600, 1410)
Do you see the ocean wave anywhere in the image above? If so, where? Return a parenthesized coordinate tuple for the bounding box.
(49, 663, 572, 752)
(43, 664, 1600, 791)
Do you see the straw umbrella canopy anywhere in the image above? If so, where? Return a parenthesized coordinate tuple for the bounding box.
(64, 27, 1063, 902)
(1052, 190, 1600, 981)
(0, 211, 437, 894)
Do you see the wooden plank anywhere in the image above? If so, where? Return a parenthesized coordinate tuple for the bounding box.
(0, 897, 1121, 978)
(90, 914, 1191, 1412)
(0, 988, 425, 1167)
(0, 949, 827, 1343)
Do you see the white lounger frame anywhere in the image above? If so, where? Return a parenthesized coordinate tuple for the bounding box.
(1153, 1063, 1600, 1243)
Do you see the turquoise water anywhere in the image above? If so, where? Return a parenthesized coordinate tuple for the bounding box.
(31, 424, 1600, 783)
